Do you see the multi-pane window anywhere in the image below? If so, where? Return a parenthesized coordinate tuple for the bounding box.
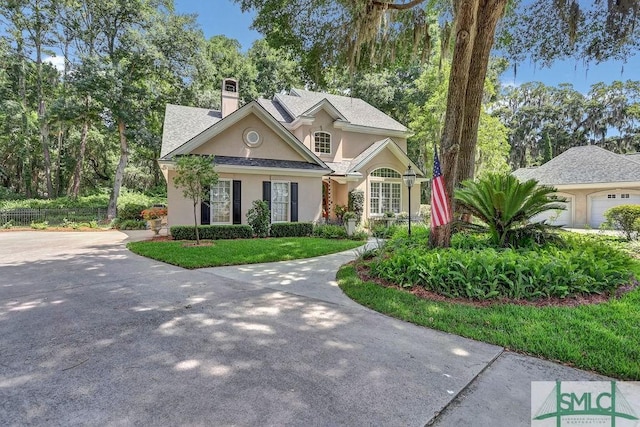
(314, 132, 331, 154)
(370, 168, 402, 215)
(272, 182, 290, 222)
(211, 180, 231, 223)
(621, 194, 630, 199)
(371, 168, 401, 178)
(608, 194, 616, 199)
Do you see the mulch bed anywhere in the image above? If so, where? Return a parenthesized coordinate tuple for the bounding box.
(353, 261, 639, 308)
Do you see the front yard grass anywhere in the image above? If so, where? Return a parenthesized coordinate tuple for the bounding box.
(338, 263, 640, 380)
(128, 237, 365, 268)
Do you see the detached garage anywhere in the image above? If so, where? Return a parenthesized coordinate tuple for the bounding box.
(589, 191, 640, 228)
(531, 194, 573, 226)
(513, 146, 640, 229)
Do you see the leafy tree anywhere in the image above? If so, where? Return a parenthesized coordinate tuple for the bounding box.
(191, 35, 257, 108)
(454, 173, 566, 248)
(173, 155, 218, 245)
(495, 81, 640, 169)
(236, 0, 639, 247)
(247, 39, 303, 97)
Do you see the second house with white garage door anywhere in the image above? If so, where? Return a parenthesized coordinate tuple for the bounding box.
(513, 145, 640, 228)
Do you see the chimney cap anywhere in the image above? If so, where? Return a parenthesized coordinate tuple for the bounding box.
(222, 78, 238, 93)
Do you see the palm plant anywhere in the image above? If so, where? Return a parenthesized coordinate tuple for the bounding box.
(454, 173, 566, 247)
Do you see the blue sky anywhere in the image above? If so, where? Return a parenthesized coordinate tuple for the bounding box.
(175, 0, 639, 94)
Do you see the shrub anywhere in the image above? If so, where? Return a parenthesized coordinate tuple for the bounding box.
(372, 224, 399, 238)
(117, 219, 147, 230)
(604, 204, 640, 240)
(334, 204, 347, 223)
(117, 203, 147, 221)
(313, 224, 348, 239)
(2, 220, 13, 229)
(247, 200, 271, 237)
(348, 190, 364, 224)
(30, 221, 48, 230)
(369, 233, 636, 300)
(170, 225, 253, 240)
(342, 211, 357, 221)
(270, 222, 313, 237)
(454, 173, 566, 247)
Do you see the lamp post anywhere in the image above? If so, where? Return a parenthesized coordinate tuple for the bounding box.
(403, 165, 416, 237)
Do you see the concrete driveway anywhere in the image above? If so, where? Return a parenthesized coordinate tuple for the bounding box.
(0, 231, 606, 426)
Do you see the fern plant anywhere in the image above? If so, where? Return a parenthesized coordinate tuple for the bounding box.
(454, 173, 566, 247)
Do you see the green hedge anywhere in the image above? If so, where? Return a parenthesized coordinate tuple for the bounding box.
(270, 222, 313, 237)
(170, 225, 253, 240)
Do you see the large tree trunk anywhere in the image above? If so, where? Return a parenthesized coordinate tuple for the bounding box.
(429, 0, 479, 248)
(456, 0, 507, 186)
(107, 119, 129, 220)
(69, 119, 90, 198)
(35, 29, 53, 198)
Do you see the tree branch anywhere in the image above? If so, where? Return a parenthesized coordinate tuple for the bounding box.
(372, 0, 427, 11)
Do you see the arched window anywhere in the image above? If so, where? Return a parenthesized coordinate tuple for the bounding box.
(369, 168, 401, 215)
(371, 168, 401, 178)
(314, 131, 331, 154)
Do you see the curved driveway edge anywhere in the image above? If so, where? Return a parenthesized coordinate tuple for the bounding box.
(1, 231, 609, 426)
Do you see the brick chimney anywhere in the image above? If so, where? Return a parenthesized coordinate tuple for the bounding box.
(221, 78, 239, 118)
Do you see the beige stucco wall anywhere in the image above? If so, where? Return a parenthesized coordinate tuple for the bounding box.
(167, 169, 323, 228)
(294, 109, 407, 163)
(324, 147, 420, 221)
(191, 115, 303, 162)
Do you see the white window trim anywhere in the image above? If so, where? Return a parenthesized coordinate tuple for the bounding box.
(210, 179, 233, 224)
(369, 168, 402, 216)
(271, 180, 290, 223)
(313, 131, 332, 155)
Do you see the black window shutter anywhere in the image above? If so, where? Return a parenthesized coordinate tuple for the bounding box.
(290, 182, 298, 222)
(262, 181, 271, 212)
(233, 180, 242, 224)
(200, 201, 210, 225)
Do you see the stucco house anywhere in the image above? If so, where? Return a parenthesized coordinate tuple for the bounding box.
(513, 145, 640, 228)
(159, 79, 425, 228)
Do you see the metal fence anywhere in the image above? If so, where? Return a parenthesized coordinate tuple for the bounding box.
(0, 207, 109, 226)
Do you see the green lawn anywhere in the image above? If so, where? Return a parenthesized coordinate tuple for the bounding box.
(128, 237, 365, 268)
(337, 264, 640, 380)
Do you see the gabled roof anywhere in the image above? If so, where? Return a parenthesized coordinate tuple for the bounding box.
(160, 101, 331, 172)
(161, 104, 222, 158)
(513, 145, 640, 185)
(271, 88, 409, 134)
(325, 138, 425, 178)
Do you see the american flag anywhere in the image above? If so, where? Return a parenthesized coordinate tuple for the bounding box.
(431, 149, 452, 228)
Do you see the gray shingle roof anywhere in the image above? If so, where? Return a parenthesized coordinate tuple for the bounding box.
(161, 104, 221, 157)
(214, 156, 330, 171)
(325, 138, 424, 177)
(256, 98, 293, 122)
(513, 145, 640, 185)
(274, 89, 408, 132)
(625, 153, 640, 164)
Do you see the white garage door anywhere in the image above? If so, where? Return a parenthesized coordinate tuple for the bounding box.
(532, 200, 572, 227)
(590, 192, 640, 227)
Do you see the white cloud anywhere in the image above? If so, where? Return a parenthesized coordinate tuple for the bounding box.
(43, 55, 65, 72)
(501, 79, 521, 88)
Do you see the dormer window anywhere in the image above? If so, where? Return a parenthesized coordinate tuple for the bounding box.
(314, 131, 331, 154)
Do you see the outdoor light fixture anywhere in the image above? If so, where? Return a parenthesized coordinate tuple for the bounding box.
(403, 165, 416, 236)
